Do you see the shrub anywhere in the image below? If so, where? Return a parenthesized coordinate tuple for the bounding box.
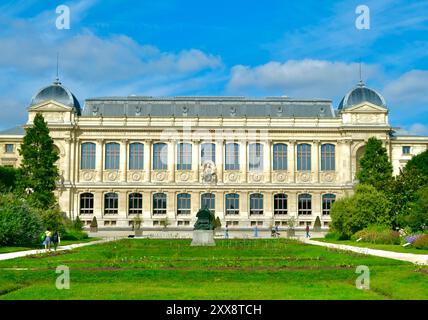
(313, 216, 322, 232)
(404, 234, 423, 244)
(61, 229, 89, 241)
(0, 193, 43, 246)
(37, 207, 66, 233)
(90, 216, 98, 228)
(352, 225, 400, 245)
(412, 234, 428, 250)
(73, 216, 84, 231)
(324, 231, 344, 241)
(330, 184, 393, 239)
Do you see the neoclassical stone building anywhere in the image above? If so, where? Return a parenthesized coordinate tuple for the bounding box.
(1, 79, 427, 230)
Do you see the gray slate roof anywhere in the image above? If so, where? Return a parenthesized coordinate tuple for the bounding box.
(0, 126, 25, 135)
(83, 97, 336, 118)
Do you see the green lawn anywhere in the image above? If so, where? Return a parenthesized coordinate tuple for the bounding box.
(312, 238, 428, 255)
(0, 239, 426, 300)
(0, 238, 101, 254)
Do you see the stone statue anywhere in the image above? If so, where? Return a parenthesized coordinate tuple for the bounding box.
(193, 206, 215, 230)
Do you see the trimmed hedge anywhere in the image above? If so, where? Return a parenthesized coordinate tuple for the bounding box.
(61, 229, 89, 241)
(352, 225, 400, 245)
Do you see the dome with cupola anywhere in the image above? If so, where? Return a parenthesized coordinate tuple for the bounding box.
(338, 80, 386, 110)
(30, 79, 81, 115)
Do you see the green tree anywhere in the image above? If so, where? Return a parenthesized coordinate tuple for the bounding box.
(405, 149, 428, 178)
(0, 193, 43, 246)
(18, 113, 59, 208)
(0, 166, 19, 193)
(73, 216, 84, 231)
(356, 137, 393, 190)
(399, 185, 428, 232)
(330, 184, 393, 239)
(387, 167, 428, 228)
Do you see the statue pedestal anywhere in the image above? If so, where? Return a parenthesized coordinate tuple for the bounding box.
(191, 230, 215, 246)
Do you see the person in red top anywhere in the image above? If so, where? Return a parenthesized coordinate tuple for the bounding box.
(305, 225, 310, 238)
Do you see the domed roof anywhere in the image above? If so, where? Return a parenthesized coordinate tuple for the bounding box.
(338, 81, 386, 110)
(30, 79, 81, 115)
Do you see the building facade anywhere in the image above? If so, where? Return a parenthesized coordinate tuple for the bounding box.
(1, 79, 427, 230)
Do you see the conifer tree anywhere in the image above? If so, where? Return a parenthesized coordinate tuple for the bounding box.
(356, 137, 393, 190)
(18, 113, 59, 208)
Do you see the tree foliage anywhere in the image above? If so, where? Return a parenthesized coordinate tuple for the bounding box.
(399, 185, 428, 232)
(0, 193, 43, 246)
(356, 137, 393, 190)
(330, 184, 393, 239)
(0, 166, 19, 192)
(404, 149, 428, 178)
(17, 113, 59, 208)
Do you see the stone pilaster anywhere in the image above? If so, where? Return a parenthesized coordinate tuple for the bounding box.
(289, 140, 296, 183)
(120, 139, 128, 182)
(96, 139, 104, 182)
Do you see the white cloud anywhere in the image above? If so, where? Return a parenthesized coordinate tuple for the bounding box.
(395, 123, 428, 136)
(383, 70, 428, 106)
(227, 59, 381, 99)
(0, 1, 224, 129)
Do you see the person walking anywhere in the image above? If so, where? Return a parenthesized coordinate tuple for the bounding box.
(52, 231, 60, 251)
(275, 225, 280, 237)
(43, 229, 52, 252)
(254, 225, 259, 238)
(305, 224, 310, 238)
(225, 225, 229, 239)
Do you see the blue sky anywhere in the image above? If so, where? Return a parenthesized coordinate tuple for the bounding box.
(0, 0, 427, 134)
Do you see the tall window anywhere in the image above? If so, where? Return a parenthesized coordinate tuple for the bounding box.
(128, 193, 143, 215)
(153, 143, 168, 170)
(129, 143, 144, 170)
(274, 194, 288, 215)
(81, 142, 96, 170)
(248, 143, 263, 171)
(177, 193, 191, 215)
(5, 144, 14, 153)
(225, 143, 239, 170)
(249, 193, 263, 215)
(201, 193, 215, 213)
(104, 192, 118, 214)
(201, 143, 216, 163)
(273, 144, 287, 170)
(225, 193, 239, 215)
(322, 194, 336, 215)
(321, 144, 335, 171)
(153, 193, 167, 214)
(105, 143, 120, 170)
(80, 193, 94, 214)
(177, 143, 192, 170)
(298, 193, 312, 215)
(297, 144, 311, 171)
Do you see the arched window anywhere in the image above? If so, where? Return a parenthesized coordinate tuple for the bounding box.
(201, 193, 215, 213)
(177, 143, 192, 170)
(298, 193, 312, 215)
(321, 144, 335, 171)
(129, 143, 144, 170)
(80, 193, 94, 214)
(104, 192, 118, 214)
(297, 144, 311, 171)
(177, 193, 191, 215)
(248, 143, 263, 171)
(128, 193, 143, 215)
(81, 143, 96, 170)
(153, 193, 167, 214)
(322, 194, 336, 215)
(105, 143, 120, 170)
(273, 144, 287, 170)
(153, 143, 168, 170)
(201, 143, 216, 164)
(225, 143, 239, 170)
(249, 193, 263, 215)
(274, 193, 287, 215)
(225, 193, 239, 215)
